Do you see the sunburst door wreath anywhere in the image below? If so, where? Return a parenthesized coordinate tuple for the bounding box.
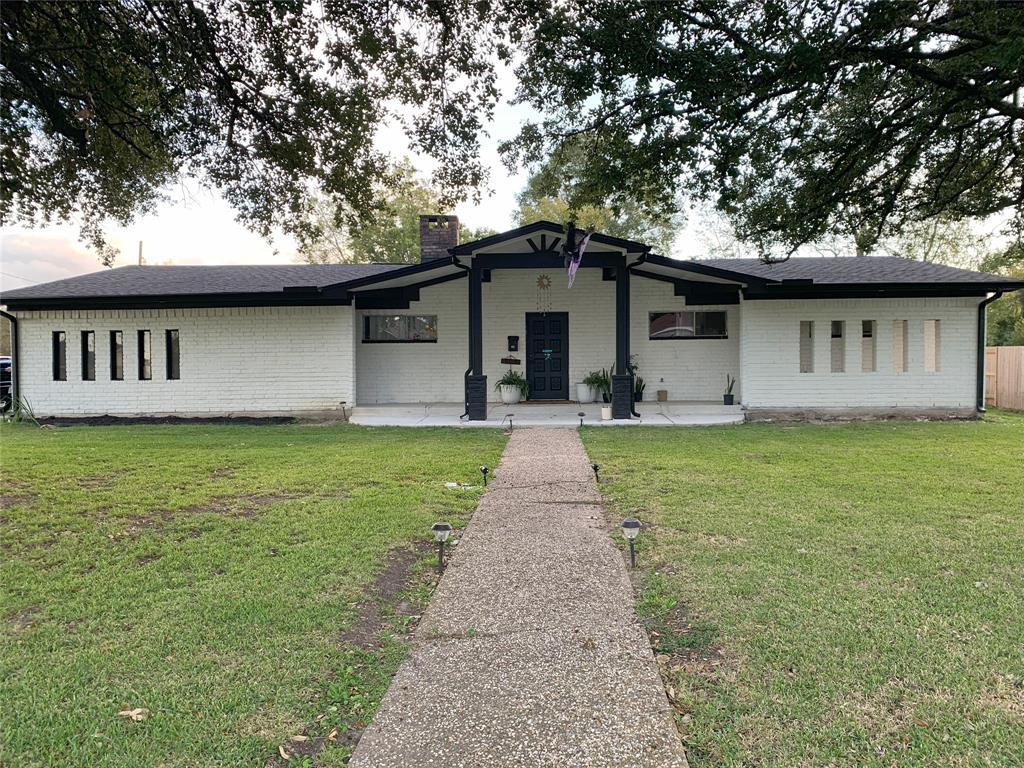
(535, 273, 552, 311)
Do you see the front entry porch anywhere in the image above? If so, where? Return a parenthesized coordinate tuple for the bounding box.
(350, 400, 745, 427)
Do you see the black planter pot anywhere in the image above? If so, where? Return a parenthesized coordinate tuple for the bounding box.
(723, 394, 735, 405)
(635, 392, 644, 402)
(602, 393, 611, 403)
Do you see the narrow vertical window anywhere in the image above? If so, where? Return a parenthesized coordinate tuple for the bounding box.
(830, 321, 845, 373)
(893, 320, 908, 374)
(138, 330, 152, 380)
(924, 320, 941, 372)
(799, 321, 814, 373)
(81, 331, 95, 381)
(861, 320, 876, 372)
(165, 329, 180, 380)
(52, 331, 66, 381)
(110, 331, 123, 380)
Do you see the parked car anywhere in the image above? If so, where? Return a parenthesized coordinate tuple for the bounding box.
(0, 356, 11, 411)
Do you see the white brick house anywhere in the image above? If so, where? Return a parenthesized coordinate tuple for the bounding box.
(1, 217, 1020, 420)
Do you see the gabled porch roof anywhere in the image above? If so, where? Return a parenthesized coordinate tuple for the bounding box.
(449, 220, 650, 256)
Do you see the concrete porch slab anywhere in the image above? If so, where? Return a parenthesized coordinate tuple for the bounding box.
(350, 401, 745, 427)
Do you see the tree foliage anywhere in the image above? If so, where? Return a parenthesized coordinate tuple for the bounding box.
(980, 238, 1024, 345)
(514, 139, 682, 253)
(300, 161, 494, 264)
(506, 0, 1024, 258)
(1, 0, 536, 263)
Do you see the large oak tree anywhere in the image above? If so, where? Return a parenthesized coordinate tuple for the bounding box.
(506, 0, 1023, 257)
(0, 0, 537, 262)
(3, 1, 1021, 263)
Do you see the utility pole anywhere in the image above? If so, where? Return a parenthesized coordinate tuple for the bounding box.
(138, 241, 144, 266)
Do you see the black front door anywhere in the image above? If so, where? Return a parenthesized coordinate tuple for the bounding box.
(526, 312, 569, 400)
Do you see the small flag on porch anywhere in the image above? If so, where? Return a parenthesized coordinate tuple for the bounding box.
(566, 227, 593, 289)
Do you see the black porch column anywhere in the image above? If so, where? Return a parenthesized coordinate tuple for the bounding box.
(612, 264, 633, 419)
(466, 264, 487, 421)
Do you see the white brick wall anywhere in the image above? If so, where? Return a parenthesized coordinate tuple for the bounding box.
(630, 278, 740, 401)
(14, 306, 355, 416)
(357, 279, 467, 403)
(14, 286, 982, 415)
(483, 269, 615, 398)
(739, 296, 980, 408)
(356, 270, 740, 404)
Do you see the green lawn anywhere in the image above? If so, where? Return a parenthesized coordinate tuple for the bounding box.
(0, 423, 505, 768)
(584, 412, 1024, 768)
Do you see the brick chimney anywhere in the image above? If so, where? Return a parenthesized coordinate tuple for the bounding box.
(419, 214, 459, 261)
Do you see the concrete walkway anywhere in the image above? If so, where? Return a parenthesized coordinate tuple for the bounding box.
(349, 428, 688, 768)
(350, 401, 744, 428)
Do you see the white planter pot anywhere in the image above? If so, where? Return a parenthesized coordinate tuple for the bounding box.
(600, 406, 613, 421)
(499, 384, 522, 404)
(576, 383, 595, 403)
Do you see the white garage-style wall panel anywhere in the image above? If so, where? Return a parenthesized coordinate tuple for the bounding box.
(356, 278, 467, 404)
(15, 305, 355, 417)
(629, 277, 740, 401)
(739, 296, 979, 409)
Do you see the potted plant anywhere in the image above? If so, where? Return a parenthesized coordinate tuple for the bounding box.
(634, 375, 646, 402)
(724, 374, 736, 405)
(579, 371, 603, 403)
(628, 356, 645, 402)
(496, 369, 528, 404)
(597, 367, 613, 403)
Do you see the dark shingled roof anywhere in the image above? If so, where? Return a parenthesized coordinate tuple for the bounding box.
(2, 255, 1020, 307)
(695, 256, 1012, 285)
(1, 263, 405, 300)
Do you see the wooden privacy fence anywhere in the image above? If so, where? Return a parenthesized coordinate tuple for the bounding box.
(985, 346, 1024, 411)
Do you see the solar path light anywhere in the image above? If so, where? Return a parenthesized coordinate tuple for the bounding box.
(591, 463, 600, 483)
(432, 522, 452, 573)
(578, 411, 585, 427)
(479, 465, 489, 486)
(621, 518, 641, 568)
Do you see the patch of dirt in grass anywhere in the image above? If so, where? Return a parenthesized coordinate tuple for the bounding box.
(265, 542, 436, 767)
(0, 492, 37, 509)
(339, 542, 431, 647)
(107, 495, 299, 539)
(980, 675, 1024, 720)
(136, 553, 161, 566)
(6, 605, 41, 631)
(77, 470, 131, 489)
(843, 677, 924, 746)
(177, 494, 298, 518)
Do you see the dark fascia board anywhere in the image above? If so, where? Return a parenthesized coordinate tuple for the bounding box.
(324, 257, 455, 291)
(641, 255, 779, 286)
(744, 282, 1024, 300)
(450, 220, 650, 255)
(354, 270, 467, 308)
(630, 269, 740, 304)
(2, 291, 351, 312)
(474, 251, 626, 269)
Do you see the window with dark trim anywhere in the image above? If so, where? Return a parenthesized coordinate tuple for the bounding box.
(648, 311, 727, 339)
(362, 315, 438, 343)
(138, 330, 152, 380)
(81, 331, 95, 381)
(110, 331, 124, 380)
(52, 331, 67, 381)
(165, 329, 180, 379)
